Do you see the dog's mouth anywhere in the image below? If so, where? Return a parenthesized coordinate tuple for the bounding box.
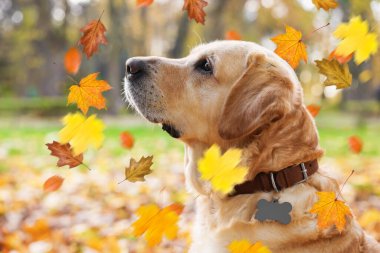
(161, 123, 181, 138)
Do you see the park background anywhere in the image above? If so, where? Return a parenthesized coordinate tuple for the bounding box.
(1, 0, 380, 252)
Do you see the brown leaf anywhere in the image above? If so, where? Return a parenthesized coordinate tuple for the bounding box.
(79, 17, 107, 58)
(46, 141, 83, 169)
(64, 47, 82, 74)
(137, 0, 154, 7)
(120, 156, 153, 183)
(225, 30, 242, 40)
(43, 175, 64, 192)
(120, 131, 134, 149)
(315, 58, 352, 89)
(183, 0, 208, 25)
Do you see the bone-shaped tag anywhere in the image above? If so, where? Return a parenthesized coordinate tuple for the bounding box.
(255, 198, 292, 225)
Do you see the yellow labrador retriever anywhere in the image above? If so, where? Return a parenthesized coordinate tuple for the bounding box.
(124, 41, 380, 253)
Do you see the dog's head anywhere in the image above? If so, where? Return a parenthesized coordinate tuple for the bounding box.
(124, 41, 302, 145)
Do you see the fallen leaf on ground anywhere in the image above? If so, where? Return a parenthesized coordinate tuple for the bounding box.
(120, 156, 153, 183)
(64, 47, 81, 74)
(79, 17, 107, 58)
(315, 59, 352, 89)
(197, 144, 248, 194)
(132, 203, 183, 247)
(43, 175, 64, 192)
(225, 30, 242, 40)
(67, 72, 112, 115)
(312, 0, 338, 11)
(228, 240, 271, 253)
(183, 0, 208, 24)
(309, 191, 352, 232)
(59, 113, 105, 156)
(348, 136, 363, 154)
(271, 25, 307, 69)
(137, 0, 154, 7)
(46, 141, 84, 169)
(307, 105, 321, 118)
(120, 131, 134, 149)
(333, 16, 378, 65)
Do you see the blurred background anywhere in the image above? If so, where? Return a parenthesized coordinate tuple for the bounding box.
(0, 0, 380, 252)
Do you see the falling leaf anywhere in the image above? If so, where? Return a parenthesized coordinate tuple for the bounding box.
(312, 0, 338, 11)
(315, 59, 352, 89)
(228, 240, 272, 253)
(46, 141, 84, 169)
(348, 136, 363, 154)
(309, 191, 352, 233)
(197, 144, 248, 194)
(64, 47, 82, 74)
(183, 0, 208, 25)
(328, 49, 353, 64)
(59, 113, 105, 156)
(67, 72, 112, 115)
(43, 175, 64, 192)
(271, 25, 307, 69)
(120, 156, 153, 183)
(79, 17, 107, 58)
(132, 203, 183, 247)
(137, 0, 153, 7)
(307, 104, 321, 118)
(225, 30, 242, 40)
(120, 131, 134, 149)
(333, 16, 378, 64)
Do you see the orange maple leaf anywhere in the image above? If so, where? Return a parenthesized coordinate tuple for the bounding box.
(79, 18, 107, 58)
(348, 136, 363, 154)
(309, 191, 352, 233)
(183, 0, 208, 25)
(328, 49, 353, 64)
(225, 30, 242, 40)
(306, 104, 321, 118)
(64, 47, 82, 74)
(137, 0, 154, 7)
(46, 141, 84, 168)
(43, 175, 64, 192)
(132, 203, 184, 247)
(271, 25, 307, 69)
(67, 72, 112, 115)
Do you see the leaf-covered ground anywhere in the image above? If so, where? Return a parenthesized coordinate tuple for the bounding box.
(0, 113, 379, 252)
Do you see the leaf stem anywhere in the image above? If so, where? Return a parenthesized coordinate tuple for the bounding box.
(336, 170, 355, 200)
(304, 23, 330, 41)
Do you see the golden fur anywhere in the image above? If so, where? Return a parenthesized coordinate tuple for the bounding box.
(124, 40, 380, 253)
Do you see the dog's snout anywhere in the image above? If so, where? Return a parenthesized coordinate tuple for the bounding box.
(126, 58, 146, 78)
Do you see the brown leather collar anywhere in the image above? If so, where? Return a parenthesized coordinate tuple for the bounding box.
(230, 160, 319, 196)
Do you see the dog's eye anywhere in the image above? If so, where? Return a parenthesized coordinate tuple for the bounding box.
(195, 58, 213, 74)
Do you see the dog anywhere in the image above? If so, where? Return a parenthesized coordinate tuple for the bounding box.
(124, 40, 380, 253)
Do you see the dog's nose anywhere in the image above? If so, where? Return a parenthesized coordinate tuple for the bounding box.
(126, 58, 146, 77)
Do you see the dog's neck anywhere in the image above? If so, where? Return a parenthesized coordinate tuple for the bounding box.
(183, 106, 323, 195)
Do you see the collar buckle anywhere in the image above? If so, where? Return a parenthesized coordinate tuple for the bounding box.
(297, 163, 308, 184)
(270, 172, 280, 192)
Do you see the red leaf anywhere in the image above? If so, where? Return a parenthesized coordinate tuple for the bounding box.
(46, 141, 84, 168)
(348, 136, 363, 154)
(64, 47, 82, 74)
(79, 18, 107, 58)
(183, 0, 208, 25)
(225, 30, 242, 40)
(137, 0, 154, 7)
(120, 131, 134, 149)
(328, 49, 353, 64)
(307, 104, 321, 117)
(43, 176, 64, 192)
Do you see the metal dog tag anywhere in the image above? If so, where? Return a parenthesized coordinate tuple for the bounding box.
(255, 198, 292, 225)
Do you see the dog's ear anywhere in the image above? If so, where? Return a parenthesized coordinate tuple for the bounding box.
(218, 54, 295, 140)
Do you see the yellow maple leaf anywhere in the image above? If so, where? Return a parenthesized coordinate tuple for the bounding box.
(197, 144, 248, 195)
(309, 191, 352, 233)
(312, 0, 338, 11)
(333, 16, 378, 65)
(59, 112, 105, 156)
(228, 240, 272, 253)
(67, 72, 112, 115)
(132, 203, 183, 247)
(315, 58, 352, 89)
(271, 25, 307, 69)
